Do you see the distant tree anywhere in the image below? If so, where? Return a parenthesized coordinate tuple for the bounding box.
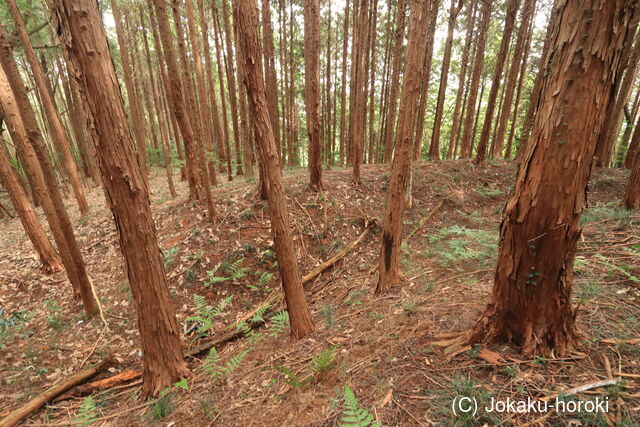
(303, 0, 324, 191)
(49, 0, 189, 396)
(466, 0, 638, 356)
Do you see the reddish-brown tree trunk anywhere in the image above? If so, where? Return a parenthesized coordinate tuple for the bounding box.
(7, 0, 89, 216)
(493, 0, 535, 158)
(262, 0, 282, 164)
(625, 112, 640, 169)
(625, 146, 640, 209)
(150, 0, 202, 201)
(50, 0, 189, 396)
(474, 0, 519, 164)
(338, 0, 351, 166)
(459, 0, 491, 158)
(467, 0, 638, 357)
(303, 0, 324, 191)
(0, 26, 98, 315)
(185, 0, 217, 221)
(0, 136, 62, 273)
(234, 0, 315, 338)
(382, 0, 407, 163)
(376, 0, 432, 295)
(447, 0, 477, 159)
(429, 0, 463, 159)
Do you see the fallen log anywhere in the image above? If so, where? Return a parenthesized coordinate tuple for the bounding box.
(55, 370, 141, 401)
(0, 358, 110, 427)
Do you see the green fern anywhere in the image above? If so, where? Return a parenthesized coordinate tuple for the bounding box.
(74, 396, 99, 426)
(235, 320, 263, 345)
(251, 302, 272, 324)
(184, 295, 232, 337)
(274, 365, 308, 388)
(268, 310, 289, 337)
(204, 347, 225, 378)
(205, 258, 250, 285)
(248, 271, 274, 292)
(223, 349, 249, 375)
(341, 386, 380, 427)
(312, 346, 338, 373)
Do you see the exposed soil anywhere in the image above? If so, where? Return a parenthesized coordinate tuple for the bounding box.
(0, 161, 638, 426)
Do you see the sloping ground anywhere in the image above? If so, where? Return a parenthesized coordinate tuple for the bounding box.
(0, 160, 638, 426)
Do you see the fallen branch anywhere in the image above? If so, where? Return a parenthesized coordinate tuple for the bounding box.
(55, 370, 141, 401)
(541, 379, 620, 402)
(0, 358, 110, 427)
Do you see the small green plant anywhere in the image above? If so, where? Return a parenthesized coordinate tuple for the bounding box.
(345, 290, 365, 306)
(474, 186, 504, 198)
(184, 295, 232, 337)
(321, 304, 335, 329)
(340, 386, 380, 427)
(580, 202, 631, 225)
(163, 247, 180, 267)
(401, 300, 419, 316)
(248, 271, 273, 292)
(152, 388, 173, 420)
(268, 310, 290, 337)
(203, 347, 249, 379)
(0, 308, 31, 349)
(73, 395, 99, 426)
(241, 210, 256, 220)
(532, 355, 548, 366)
(205, 258, 250, 285)
(274, 365, 308, 388)
(312, 346, 338, 373)
(44, 299, 61, 329)
(424, 225, 497, 268)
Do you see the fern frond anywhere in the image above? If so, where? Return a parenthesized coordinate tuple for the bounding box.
(212, 296, 233, 317)
(74, 395, 99, 426)
(312, 346, 338, 373)
(340, 386, 380, 427)
(251, 302, 271, 324)
(268, 310, 289, 337)
(204, 347, 224, 378)
(223, 349, 249, 375)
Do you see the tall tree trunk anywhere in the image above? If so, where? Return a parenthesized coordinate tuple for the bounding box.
(233, 15, 255, 179)
(0, 27, 98, 315)
(139, 7, 177, 199)
(594, 36, 640, 167)
(382, 0, 407, 163)
(459, 0, 491, 158)
(366, 0, 379, 165)
(338, 0, 351, 167)
(0, 135, 62, 273)
(517, 3, 561, 158)
(7, 0, 89, 216)
(262, 0, 282, 164)
(221, 0, 244, 176)
(625, 144, 640, 208)
(466, 0, 638, 357)
(474, 0, 519, 164)
(429, 0, 463, 160)
(447, 0, 477, 159)
(376, 0, 432, 295)
(349, 0, 370, 184)
(616, 92, 640, 166)
(185, 0, 217, 221)
(625, 111, 640, 169)
(150, 0, 202, 201)
(493, 0, 536, 158)
(304, 0, 324, 191)
(50, 0, 189, 397)
(234, 0, 315, 338)
(412, 0, 440, 161)
(212, 5, 234, 181)
(505, 3, 535, 159)
(108, 0, 149, 180)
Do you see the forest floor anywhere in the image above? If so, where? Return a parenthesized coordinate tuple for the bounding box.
(0, 160, 639, 426)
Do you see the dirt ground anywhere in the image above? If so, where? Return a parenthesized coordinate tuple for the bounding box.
(0, 160, 638, 426)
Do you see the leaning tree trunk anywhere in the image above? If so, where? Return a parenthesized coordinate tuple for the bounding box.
(0, 26, 98, 316)
(0, 136, 62, 273)
(376, 0, 431, 295)
(466, 0, 638, 357)
(261, 0, 282, 164)
(7, 0, 89, 216)
(49, 0, 189, 397)
(234, 0, 315, 339)
(303, 0, 324, 191)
